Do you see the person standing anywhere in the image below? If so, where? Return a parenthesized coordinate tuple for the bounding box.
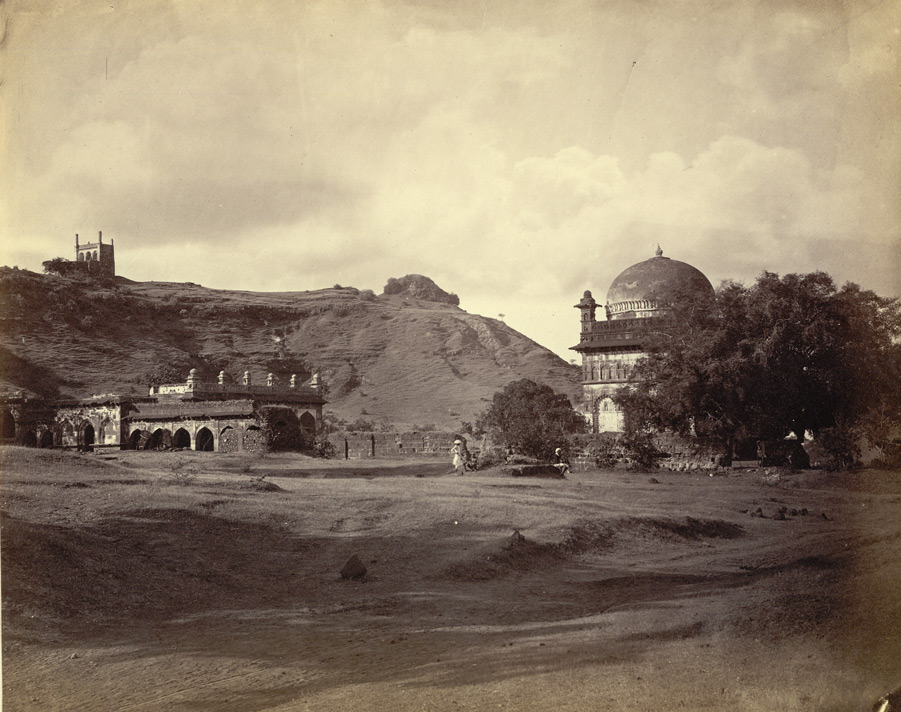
(451, 439, 465, 475)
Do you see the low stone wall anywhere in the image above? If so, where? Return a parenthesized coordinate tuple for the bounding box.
(567, 433, 727, 472)
(654, 433, 727, 471)
(327, 431, 468, 460)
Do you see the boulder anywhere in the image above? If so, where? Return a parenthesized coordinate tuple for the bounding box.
(340, 554, 367, 580)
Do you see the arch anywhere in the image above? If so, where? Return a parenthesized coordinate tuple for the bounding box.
(219, 425, 239, 453)
(1, 409, 15, 440)
(196, 427, 215, 452)
(172, 428, 191, 449)
(39, 430, 54, 448)
(22, 430, 37, 447)
(595, 396, 622, 434)
(60, 420, 76, 448)
(80, 422, 95, 452)
(147, 428, 172, 450)
(299, 411, 316, 434)
(77, 252, 84, 261)
(93, 250, 98, 260)
(128, 429, 149, 450)
(98, 418, 113, 446)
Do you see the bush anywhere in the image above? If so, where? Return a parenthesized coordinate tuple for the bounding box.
(817, 427, 861, 471)
(587, 434, 621, 469)
(478, 379, 586, 460)
(314, 435, 336, 458)
(622, 428, 659, 471)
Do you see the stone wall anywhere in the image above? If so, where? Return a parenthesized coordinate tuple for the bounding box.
(327, 431, 467, 460)
(653, 433, 728, 471)
(567, 432, 727, 472)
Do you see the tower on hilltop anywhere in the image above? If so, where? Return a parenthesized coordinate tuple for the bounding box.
(74, 231, 115, 278)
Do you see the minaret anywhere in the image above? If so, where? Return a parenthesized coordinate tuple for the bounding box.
(574, 290, 597, 335)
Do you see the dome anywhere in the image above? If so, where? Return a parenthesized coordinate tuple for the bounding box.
(605, 247, 713, 320)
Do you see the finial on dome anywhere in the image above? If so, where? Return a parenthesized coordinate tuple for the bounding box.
(655, 245, 663, 257)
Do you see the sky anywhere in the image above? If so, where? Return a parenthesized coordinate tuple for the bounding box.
(2, 0, 899, 360)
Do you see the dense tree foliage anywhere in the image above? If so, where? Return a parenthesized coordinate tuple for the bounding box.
(617, 272, 901, 465)
(478, 379, 586, 459)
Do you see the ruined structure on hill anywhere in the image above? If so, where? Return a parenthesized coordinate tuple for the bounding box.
(42, 232, 116, 279)
(0, 369, 324, 452)
(573, 247, 714, 433)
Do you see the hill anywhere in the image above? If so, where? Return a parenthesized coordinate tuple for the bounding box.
(0, 268, 580, 429)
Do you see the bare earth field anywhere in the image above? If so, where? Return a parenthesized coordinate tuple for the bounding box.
(2, 447, 900, 711)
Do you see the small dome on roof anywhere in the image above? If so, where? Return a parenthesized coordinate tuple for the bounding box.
(606, 248, 713, 320)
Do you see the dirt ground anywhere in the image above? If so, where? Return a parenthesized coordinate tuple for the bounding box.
(2, 446, 900, 711)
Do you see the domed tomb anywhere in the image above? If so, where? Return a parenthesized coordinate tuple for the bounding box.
(605, 246, 714, 320)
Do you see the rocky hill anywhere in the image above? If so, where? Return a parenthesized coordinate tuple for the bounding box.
(0, 268, 580, 430)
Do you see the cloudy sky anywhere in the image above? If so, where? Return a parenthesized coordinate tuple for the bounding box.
(2, 0, 899, 359)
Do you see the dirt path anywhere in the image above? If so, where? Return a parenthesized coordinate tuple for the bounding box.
(2, 448, 900, 711)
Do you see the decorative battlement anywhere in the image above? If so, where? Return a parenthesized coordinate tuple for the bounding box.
(572, 317, 651, 351)
(605, 298, 660, 319)
(151, 369, 325, 403)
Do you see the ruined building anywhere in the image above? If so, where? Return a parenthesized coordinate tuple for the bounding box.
(42, 231, 116, 278)
(573, 247, 714, 433)
(75, 231, 115, 277)
(0, 369, 325, 453)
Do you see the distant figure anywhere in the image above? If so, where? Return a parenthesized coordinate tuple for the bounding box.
(505, 445, 515, 463)
(554, 447, 570, 476)
(451, 439, 465, 475)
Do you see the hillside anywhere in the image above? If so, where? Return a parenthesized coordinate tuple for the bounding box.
(0, 268, 580, 429)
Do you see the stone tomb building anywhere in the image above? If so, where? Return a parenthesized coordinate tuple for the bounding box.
(572, 247, 714, 433)
(0, 370, 325, 453)
(74, 231, 115, 278)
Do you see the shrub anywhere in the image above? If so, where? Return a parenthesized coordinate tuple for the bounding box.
(587, 434, 621, 469)
(478, 379, 586, 460)
(314, 435, 336, 459)
(817, 427, 861, 471)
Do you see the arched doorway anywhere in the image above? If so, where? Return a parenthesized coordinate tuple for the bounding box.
(80, 422, 95, 452)
(98, 418, 113, 446)
(147, 428, 172, 450)
(1, 409, 15, 441)
(61, 421, 76, 448)
(22, 430, 37, 447)
(196, 427, 214, 452)
(39, 430, 54, 448)
(128, 429, 148, 450)
(172, 428, 191, 449)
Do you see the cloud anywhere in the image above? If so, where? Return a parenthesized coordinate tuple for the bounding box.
(2, 0, 898, 360)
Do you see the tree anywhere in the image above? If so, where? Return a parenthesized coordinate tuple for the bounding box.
(478, 379, 587, 459)
(617, 272, 901, 465)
